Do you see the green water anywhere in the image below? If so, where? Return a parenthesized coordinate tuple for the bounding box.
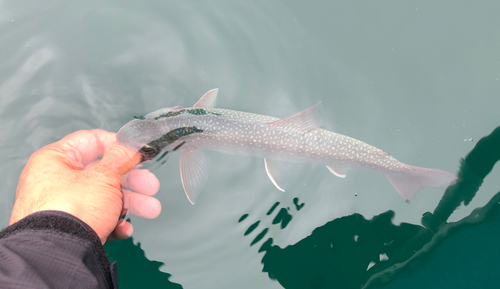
(1, 1, 499, 288)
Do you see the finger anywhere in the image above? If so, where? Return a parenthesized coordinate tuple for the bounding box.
(100, 141, 142, 175)
(107, 219, 133, 242)
(124, 169, 160, 196)
(52, 129, 117, 168)
(84, 158, 101, 169)
(123, 189, 162, 219)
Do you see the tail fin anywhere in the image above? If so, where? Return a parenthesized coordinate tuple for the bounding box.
(386, 165, 458, 202)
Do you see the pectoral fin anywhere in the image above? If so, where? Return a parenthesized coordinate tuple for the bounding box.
(180, 149, 211, 204)
(194, 88, 218, 108)
(264, 158, 286, 192)
(267, 103, 323, 135)
(326, 165, 350, 178)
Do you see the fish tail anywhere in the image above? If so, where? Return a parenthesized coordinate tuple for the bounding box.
(385, 165, 458, 202)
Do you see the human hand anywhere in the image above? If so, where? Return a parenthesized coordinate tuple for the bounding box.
(9, 129, 161, 244)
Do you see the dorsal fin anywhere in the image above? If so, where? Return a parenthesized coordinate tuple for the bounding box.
(267, 103, 322, 134)
(194, 88, 218, 108)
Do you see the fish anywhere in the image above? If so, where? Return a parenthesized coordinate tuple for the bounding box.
(117, 89, 457, 204)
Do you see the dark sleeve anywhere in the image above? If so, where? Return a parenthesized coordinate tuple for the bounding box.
(0, 211, 118, 289)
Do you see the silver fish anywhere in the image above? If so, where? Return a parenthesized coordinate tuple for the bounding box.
(117, 89, 457, 204)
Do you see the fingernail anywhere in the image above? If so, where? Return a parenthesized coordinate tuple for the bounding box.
(126, 223, 133, 237)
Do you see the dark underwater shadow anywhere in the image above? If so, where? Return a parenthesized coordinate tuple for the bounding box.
(104, 235, 183, 289)
(239, 126, 500, 288)
(102, 126, 499, 289)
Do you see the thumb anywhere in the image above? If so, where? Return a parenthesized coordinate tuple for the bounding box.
(99, 142, 142, 176)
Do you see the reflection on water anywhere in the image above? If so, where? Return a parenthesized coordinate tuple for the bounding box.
(235, 126, 500, 288)
(422, 126, 500, 232)
(105, 232, 182, 289)
(242, 201, 432, 288)
(1, 0, 500, 288)
(241, 199, 303, 248)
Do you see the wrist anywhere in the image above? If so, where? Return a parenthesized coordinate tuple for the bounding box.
(10, 200, 111, 243)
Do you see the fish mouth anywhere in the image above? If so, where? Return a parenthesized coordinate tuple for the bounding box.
(138, 144, 163, 161)
(138, 140, 187, 162)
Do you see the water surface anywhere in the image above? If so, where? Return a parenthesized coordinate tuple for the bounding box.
(1, 1, 499, 288)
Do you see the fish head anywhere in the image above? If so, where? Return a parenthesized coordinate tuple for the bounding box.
(117, 106, 186, 161)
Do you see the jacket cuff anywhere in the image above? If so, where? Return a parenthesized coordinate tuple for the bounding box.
(0, 210, 114, 288)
